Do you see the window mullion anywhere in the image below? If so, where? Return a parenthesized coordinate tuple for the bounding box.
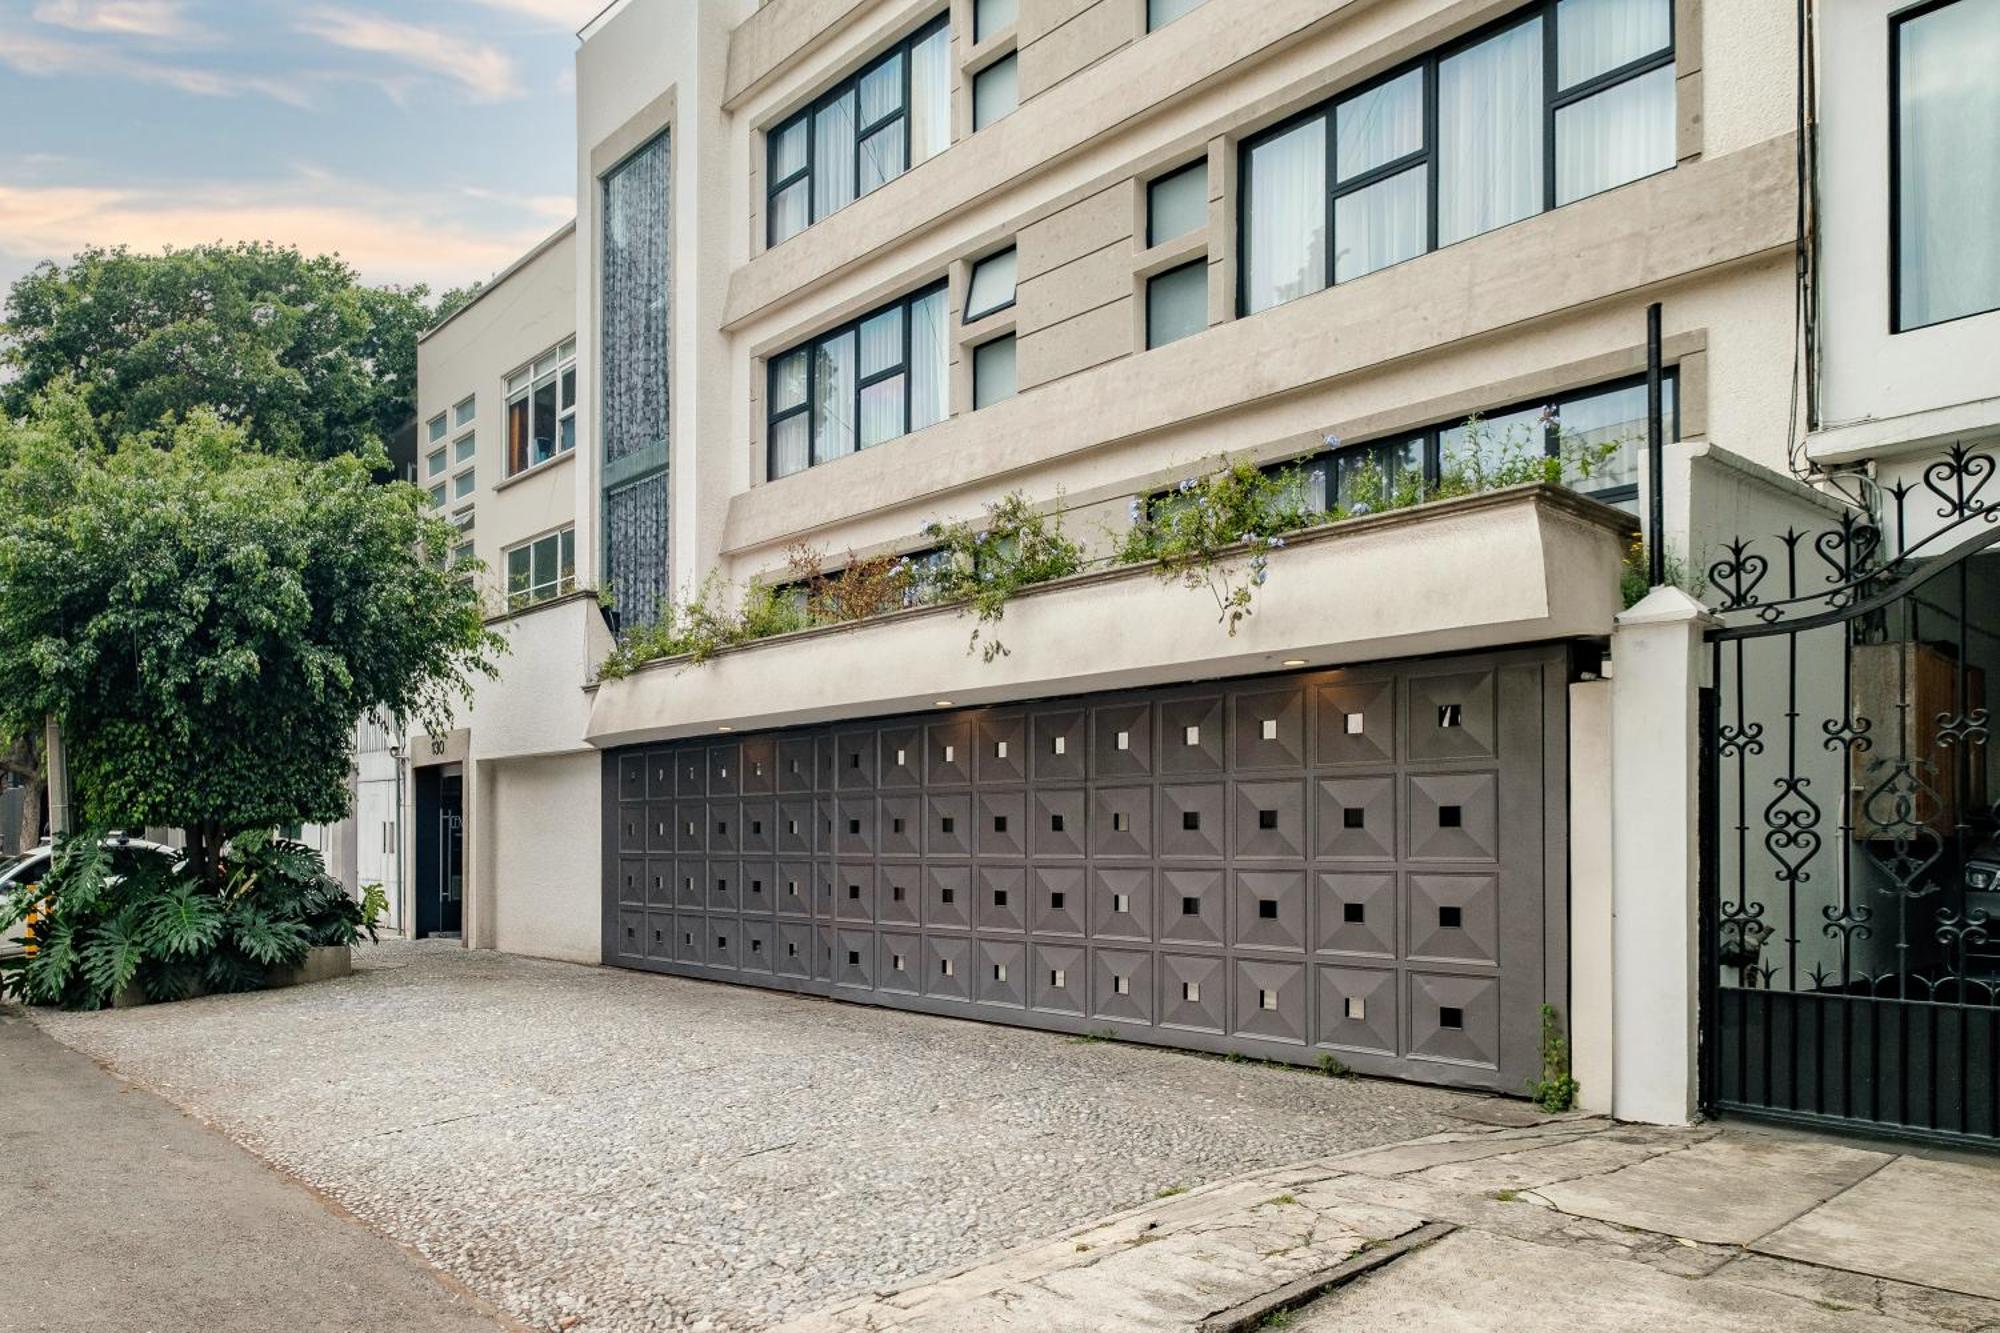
(1541, 1, 1559, 215)
(1424, 55, 1440, 254)
(1323, 106, 1337, 292)
(901, 292, 914, 436)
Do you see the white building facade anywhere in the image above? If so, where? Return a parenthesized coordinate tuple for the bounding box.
(403, 0, 1997, 1145)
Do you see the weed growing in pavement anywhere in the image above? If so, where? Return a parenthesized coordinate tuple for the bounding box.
(1156, 1184, 1188, 1199)
(1528, 1004, 1581, 1112)
(1316, 1053, 1351, 1079)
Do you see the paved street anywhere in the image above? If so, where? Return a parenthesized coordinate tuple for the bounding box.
(23, 941, 1469, 1331)
(796, 1115, 2000, 1333)
(0, 1008, 513, 1333)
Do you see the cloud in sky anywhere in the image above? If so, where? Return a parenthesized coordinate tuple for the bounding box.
(461, 0, 607, 29)
(297, 7, 522, 102)
(0, 175, 563, 291)
(0, 26, 310, 105)
(30, 0, 207, 41)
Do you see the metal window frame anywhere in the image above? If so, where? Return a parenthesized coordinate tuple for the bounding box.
(1146, 160, 1209, 248)
(963, 247, 1018, 323)
(767, 280, 950, 481)
(766, 14, 949, 248)
(505, 339, 580, 477)
(1260, 367, 1682, 512)
(1146, 258, 1209, 349)
(972, 332, 1018, 409)
(1236, 0, 1674, 316)
(504, 525, 578, 611)
(1887, 0, 2000, 334)
(972, 50, 1019, 130)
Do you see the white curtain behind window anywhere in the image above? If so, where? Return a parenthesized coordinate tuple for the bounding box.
(910, 26, 952, 164)
(1438, 19, 1544, 246)
(1898, 0, 2000, 329)
(1244, 118, 1327, 313)
(1556, 0, 1670, 88)
(909, 290, 950, 431)
(1556, 64, 1674, 204)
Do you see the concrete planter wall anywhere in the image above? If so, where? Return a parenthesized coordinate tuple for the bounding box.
(587, 484, 1636, 747)
(110, 944, 354, 1008)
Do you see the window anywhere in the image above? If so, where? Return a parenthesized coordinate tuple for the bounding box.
(428, 482, 447, 508)
(974, 335, 1017, 408)
(1893, 0, 2000, 330)
(975, 0, 1017, 42)
(426, 447, 447, 477)
(602, 133, 671, 631)
(1148, 162, 1208, 246)
(1147, 260, 1208, 348)
(454, 433, 476, 465)
(965, 248, 1017, 322)
(452, 541, 475, 567)
(1274, 370, 1679, 514)
(973, 53, 1018, 129)
(504, 528, 577, 611)
(767, 18, 951, 246)
(1148, 0, 1206, 30)
(453, 470, 476, 500)
(767, 283, 949, 479)
(1240, 0, 1673, 314)
(426, 413, 447, 444)
(507, 339, 578, 475)
(453, 396, 476, 429)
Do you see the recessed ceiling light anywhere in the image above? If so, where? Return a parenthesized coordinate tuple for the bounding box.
(1282, 659, 1309, 667)
(717, 724, 735, 732)
(934, 699, 956, 708)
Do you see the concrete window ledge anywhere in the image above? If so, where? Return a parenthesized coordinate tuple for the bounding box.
(585, 484, 1636, 747)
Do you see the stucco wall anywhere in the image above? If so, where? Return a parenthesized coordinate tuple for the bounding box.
(415, 224, 580, 598)
(486, 751, 604, 964)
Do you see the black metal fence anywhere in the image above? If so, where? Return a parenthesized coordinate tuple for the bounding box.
(1700, 445, 1998, 1145)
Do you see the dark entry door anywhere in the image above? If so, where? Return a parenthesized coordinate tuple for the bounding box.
(438, 774, 464, 937)
(605, 649, 1567, 1093)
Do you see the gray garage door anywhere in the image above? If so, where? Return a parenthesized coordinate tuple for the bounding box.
(603, 647, 1568, 1092)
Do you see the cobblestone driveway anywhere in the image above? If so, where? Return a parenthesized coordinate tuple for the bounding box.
(31, 942, 1469, 1332)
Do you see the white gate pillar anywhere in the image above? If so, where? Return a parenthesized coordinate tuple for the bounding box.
(1609, 586, 1715, 1125)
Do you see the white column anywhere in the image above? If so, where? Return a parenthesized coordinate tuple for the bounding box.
(1609, 586, 1714, 1125)
(1567, 678, 1614, 1115)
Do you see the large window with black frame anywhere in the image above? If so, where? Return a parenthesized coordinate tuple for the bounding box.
(1274, 372, 1677, 515)
(1891, 0, 2000, 332)
(766, 16, 952, 247)
(767, 283, 950, 480)
(1240, 0, 1674, 316)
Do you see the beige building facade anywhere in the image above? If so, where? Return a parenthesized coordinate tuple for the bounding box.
(405, 0, 1997, 1140)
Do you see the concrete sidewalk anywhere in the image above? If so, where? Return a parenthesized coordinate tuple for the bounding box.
(0, 1009, 518, 1333)
(784, 1106, 2000, 1332)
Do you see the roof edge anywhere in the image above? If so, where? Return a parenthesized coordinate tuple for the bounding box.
(417, 218, 579, 346)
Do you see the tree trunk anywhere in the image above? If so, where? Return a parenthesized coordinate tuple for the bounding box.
(12, 775, 45, 852)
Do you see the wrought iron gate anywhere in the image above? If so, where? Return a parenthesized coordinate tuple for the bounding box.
(1701, 445, 1999, 1144)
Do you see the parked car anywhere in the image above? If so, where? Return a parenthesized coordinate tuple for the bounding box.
(0, 836, 179, 959)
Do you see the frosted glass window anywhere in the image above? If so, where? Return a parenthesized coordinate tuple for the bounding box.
(1147, 260, 1208, 348)
(974, 53, 1018, 129)
(974, 335, 1017, 409)
(976, 0, 1017, 42)
(1147, 162, 1208, 247)
(965, 248, 1018, 321)
(1895, 0, 2000, 330)
(1148, 0, 1206, 30)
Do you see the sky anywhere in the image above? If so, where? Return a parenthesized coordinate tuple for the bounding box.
(0, 0, 607, 300)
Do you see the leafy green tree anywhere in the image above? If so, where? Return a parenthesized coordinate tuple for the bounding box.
(0, 388, 502, 880)
(1, 242, 474, 461)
